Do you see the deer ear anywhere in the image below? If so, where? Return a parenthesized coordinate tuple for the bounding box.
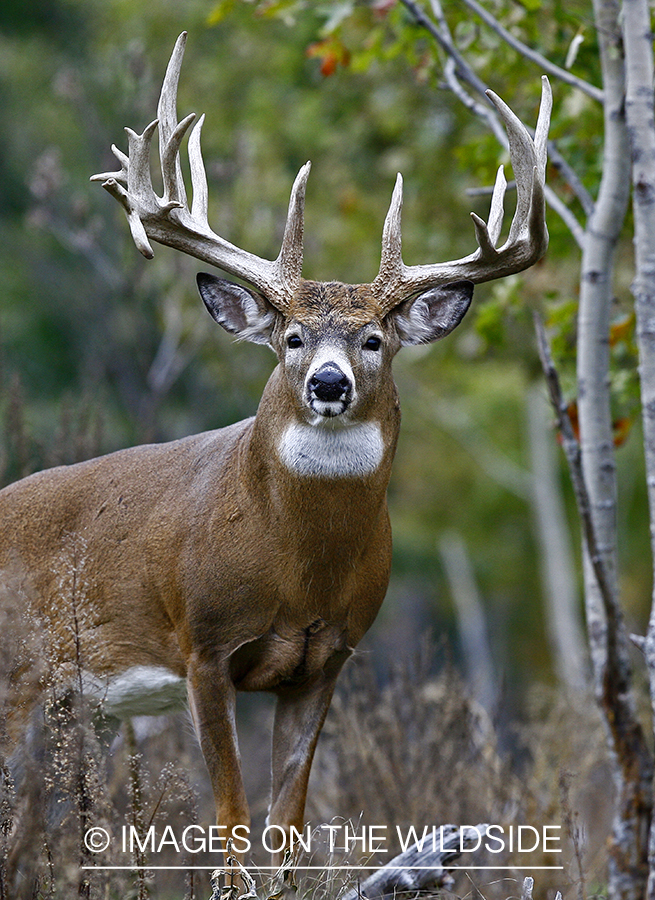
(392, 281, 473, 346)
(196, 273, 277, 345)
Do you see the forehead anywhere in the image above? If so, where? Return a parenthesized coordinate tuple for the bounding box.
(287, 281, 382, 331)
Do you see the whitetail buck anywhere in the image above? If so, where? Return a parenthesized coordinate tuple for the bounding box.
(0, 33, 550, 863)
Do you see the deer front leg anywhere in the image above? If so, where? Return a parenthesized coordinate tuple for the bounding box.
(268, 657, 348, 867)
(186, 653, 250, 861)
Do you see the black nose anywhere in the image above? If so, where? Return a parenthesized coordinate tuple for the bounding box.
(309, 364, 351, 403)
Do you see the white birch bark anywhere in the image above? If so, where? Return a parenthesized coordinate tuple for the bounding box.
(578, 0, 628, 690)
(394, 2, 653, 894)
(574, 2, 653, 895)
(621, 0, 655, 892)
(438, 532, 496, 712)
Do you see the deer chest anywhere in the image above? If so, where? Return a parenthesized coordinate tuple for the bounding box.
(227, 618, 349, 692)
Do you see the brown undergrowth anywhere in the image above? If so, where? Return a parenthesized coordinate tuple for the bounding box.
(0, 619, 611, 900)
(306, 654, 611, 900)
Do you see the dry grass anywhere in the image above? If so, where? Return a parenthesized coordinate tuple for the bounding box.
(0, 374, 105, 490)
(0, 632, 611, 900)
(305, 653, 611, 900)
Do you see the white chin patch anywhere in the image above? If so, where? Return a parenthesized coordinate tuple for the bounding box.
(310, 399, 347, 418)
(277, 421, 384, 478)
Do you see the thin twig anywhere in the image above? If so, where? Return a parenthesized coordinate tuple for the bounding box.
(442, 57, 586, 246)
(441, 57, 505, 143)
(458, 0, 604, 103)
(533, 316, 614, 616)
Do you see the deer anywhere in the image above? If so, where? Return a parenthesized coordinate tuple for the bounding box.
(0, 32, 550, 867)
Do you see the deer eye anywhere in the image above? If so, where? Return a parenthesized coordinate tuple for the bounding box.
(364, 336, 381, 351)
(287, 334, 303, 349)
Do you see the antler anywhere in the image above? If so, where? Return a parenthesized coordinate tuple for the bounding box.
(372, 77, 552, 314)
(91, 32, 308, 313)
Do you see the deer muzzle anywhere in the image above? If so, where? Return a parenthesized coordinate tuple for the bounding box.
(307, 363, 353, 417)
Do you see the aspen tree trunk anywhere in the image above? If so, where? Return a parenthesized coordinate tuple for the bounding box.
(575, 1, 653, 894)
(621, 0, 655, 891)
(578, 0, 628, 695)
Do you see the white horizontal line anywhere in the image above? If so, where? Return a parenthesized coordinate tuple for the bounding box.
(81, 865, 565, 871)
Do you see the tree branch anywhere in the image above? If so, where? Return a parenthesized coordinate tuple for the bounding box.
(208, 826, 487, 900)
(535, 312, 652, 897)
(399, 0, 591, 236)
(416, 0, 594, 216)
(441, 59, 586, 246)
(533, 315, 618, 636)
(458, 0, 605, 103)
(621, 0, 655, 889)
(340, 824, 486, 900)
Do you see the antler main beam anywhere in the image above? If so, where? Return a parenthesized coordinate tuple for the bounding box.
(91, 32, 308, 313)
(372, 77, 552, 313)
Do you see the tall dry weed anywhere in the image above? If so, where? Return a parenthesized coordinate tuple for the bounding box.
(0, 586, 610, 900)
(306, 651, 610, 900)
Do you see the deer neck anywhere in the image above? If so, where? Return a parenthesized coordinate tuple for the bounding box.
(242, 365, 400, 523)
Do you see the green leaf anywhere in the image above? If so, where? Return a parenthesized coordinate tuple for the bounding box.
(518, 0, 542, 11)
(207, 0, 237, 26)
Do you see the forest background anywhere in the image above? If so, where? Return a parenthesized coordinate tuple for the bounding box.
(1, 0, 617, 695)
(0, 0, 644, 894)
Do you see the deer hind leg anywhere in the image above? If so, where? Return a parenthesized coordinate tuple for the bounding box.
(186, 655, 250, 861)
(268, 659, 348, 868)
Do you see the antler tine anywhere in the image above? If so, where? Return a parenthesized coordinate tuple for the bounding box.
(91, 33, 307, 313)
(372, 77, 551, 314)
(161, 112, 197, 209)
(91, 144, 129, 186)
(99, 175, 155, 259)
(486, 89, 536, 245)
(534, 76, 551, 173)
(158, 31, 189, 210)
(276, 161, 311, 286)
(125, 120, 158, 198)
(378, 173, 405, 283)
(487, 165, 507, 247)
(189, 114, 209, 229)
(91, 120, 161, 258)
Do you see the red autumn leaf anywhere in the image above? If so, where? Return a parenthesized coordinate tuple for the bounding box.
(609, 313, 635, 347)
(556, 399, 632, 448)
(306, 38, 350, 77)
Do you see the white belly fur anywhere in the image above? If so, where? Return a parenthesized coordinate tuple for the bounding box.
(84, 665, 187, 718)
(277, 421, 384, 478)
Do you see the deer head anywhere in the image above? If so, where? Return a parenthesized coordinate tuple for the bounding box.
(91, 33, 550, 410)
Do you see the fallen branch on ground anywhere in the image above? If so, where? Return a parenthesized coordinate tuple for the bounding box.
(209, 824, 487, 900)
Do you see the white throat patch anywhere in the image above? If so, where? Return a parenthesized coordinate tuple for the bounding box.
(277, 422, 384, 478)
